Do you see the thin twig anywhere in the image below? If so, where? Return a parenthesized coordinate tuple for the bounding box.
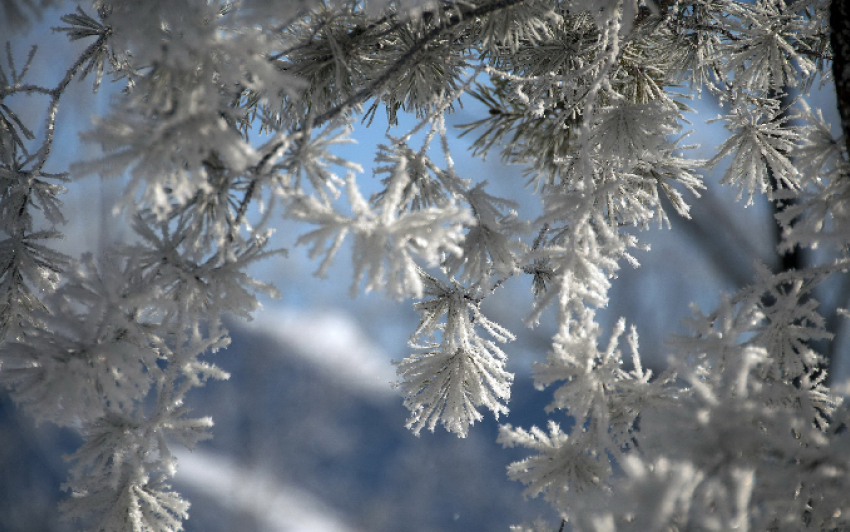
(312, 0, 532, 128)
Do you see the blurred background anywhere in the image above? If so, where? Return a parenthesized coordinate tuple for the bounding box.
(1, 6, 847, 531)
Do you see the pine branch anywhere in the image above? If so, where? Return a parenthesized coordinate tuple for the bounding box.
(312, 0, 533, 127)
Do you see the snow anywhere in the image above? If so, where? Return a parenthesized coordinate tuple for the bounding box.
(237, 307, 398, 398)
(174, 448, 357, 532)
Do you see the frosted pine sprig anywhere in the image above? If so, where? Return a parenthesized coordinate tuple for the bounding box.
(396, 271, 514, 436)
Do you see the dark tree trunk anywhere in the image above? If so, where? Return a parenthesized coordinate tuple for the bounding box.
(831, 0, 850, 154)
(822, 0, 850, 380)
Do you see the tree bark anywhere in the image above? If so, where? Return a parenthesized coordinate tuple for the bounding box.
(831, 0, 850, 155)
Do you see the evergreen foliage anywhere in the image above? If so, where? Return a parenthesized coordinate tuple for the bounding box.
(2, 0, 849, 530)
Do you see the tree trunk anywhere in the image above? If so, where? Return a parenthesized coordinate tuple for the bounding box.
(831, 0, 850, 155)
